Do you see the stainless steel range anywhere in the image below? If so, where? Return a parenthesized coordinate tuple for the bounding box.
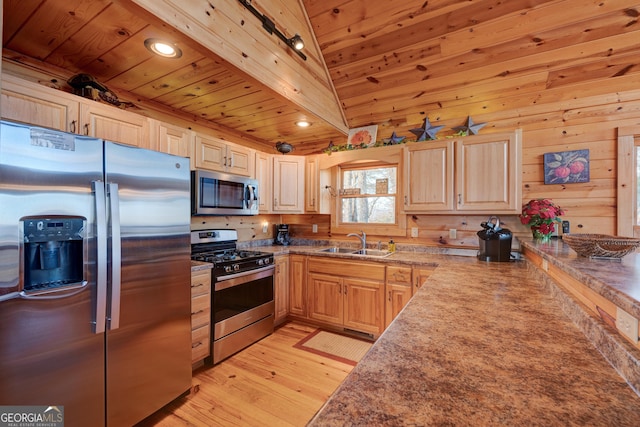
(191, 229, 274, 364)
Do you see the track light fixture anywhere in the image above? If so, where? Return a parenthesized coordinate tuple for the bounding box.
(238, 0, 307, 61)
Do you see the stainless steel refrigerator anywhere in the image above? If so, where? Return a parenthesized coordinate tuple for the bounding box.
(0, 120, 192, 426)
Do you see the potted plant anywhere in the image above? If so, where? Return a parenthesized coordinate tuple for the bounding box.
(519, 198, 565, 241)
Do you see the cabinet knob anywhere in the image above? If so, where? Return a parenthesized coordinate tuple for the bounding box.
(83, 123, 90, 135)
(70, 120, 77, 133)
(223, 156, 227, 167)
(458, 193, 462, 204)
(388, 291, 392, 301)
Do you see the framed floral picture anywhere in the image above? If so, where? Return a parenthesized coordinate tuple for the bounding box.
(347, 125, 378, 148)
(543, 149, 589, 184)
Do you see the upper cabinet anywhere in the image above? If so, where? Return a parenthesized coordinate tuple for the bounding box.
(273, 155, 305, 213)
(80, 101, 150, 148)
(1, 74, 79, 132)
(404, 130, 522, 214)
(194, 134, 255, 177)
(255, 151, 273, 213)
(2, 74, 150, 148)
(149, 119, 192, 158)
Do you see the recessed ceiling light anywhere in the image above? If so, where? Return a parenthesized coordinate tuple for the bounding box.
(296, 120, 311, 128)
(144, 38, 182, 58)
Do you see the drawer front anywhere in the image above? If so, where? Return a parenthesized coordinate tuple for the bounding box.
(308, 258, 385, 281)
(191, 294, 210, 329)
(191, 324, 210, 363)
(387, 266, 412, 285)
(191, 270, 211, 297)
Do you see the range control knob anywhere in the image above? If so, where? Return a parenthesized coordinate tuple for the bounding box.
(233, 264, 240, 271)
(224, 265, 232, 273)
(257, 259, 264, 266)
(264, 258, 271, 265)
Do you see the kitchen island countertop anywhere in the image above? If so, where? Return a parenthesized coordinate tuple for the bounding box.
(303, 248, 640, 426)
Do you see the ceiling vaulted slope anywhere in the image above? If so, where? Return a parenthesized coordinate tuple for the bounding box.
(303, 0, 640, 141)
(3, 0, 640, 154)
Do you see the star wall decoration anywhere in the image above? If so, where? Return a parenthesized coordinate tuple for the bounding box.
(452, 116, 487, 135)
(410, 117, 444, 141)
(383, 131, 406, 145)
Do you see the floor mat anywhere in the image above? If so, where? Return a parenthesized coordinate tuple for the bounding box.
(293, 329, 373, 366)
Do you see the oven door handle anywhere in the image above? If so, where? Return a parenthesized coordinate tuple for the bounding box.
(215, 265, 275, 290)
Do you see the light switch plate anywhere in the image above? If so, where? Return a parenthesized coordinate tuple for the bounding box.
(616, 307, 639, 344)
(449, 229, 457, 239)
(312, 224, 318, 233)
(411, 227, 419, 238)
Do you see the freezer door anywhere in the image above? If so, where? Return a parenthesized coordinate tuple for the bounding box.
(0, 121, 106, 425)
(103, 142, 191, 426)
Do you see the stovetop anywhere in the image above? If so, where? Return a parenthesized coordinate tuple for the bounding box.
(190, 229, 274, 275)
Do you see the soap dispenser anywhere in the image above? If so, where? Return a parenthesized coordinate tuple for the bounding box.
(388, 239, 396, 252)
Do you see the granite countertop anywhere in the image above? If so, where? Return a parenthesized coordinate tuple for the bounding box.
(308, 254, 640, 426)
(521, 238, 640, 320)
(190, 260, 213, 271)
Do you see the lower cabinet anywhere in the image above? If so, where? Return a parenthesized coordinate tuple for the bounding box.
(274, 255, 290, 325)
(385, 265, 413, 328)
(191, 268, 212, 366)
(307, 257, 385, 335)
(289, 254, 308, 318)
(413, 266, 436, 293)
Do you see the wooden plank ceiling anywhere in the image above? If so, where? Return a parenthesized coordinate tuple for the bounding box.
(4, 0, 640, 154)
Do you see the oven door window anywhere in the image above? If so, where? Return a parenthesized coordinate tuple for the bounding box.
(214, 275, 274, 323)
(200, 177, 244, 209)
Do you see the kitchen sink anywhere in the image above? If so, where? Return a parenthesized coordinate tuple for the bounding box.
(352, 249, 393, 258)
(317, 247, 356, 254)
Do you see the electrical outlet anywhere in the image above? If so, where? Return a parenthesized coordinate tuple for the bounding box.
(449, 229, 457, 239)
(542, 259, 548, 271)
(411, 227, 419, 238)
(616, 307, 639, 343)
(312, 224, 318, 233)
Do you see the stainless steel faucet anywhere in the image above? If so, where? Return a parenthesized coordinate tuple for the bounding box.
(347, 230, 366, 251)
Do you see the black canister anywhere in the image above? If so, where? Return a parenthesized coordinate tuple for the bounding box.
(477, 216, 512, 262)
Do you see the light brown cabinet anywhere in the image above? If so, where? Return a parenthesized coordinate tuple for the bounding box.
(289, 254, 307, 318)
(307, 257, 385, 335)
(274, 255, 290, 325)
(385, 265, 413, 327)
(255, 151, 273, 213)
(191, 268, 212, 365)
(2, 74, 150, 148)
(194, 134, 255, 177)
(273, 155, 305, 213)
(404, 130, 521, 214)
(150, 119, 192, 158)
(413, 266, 436, 292)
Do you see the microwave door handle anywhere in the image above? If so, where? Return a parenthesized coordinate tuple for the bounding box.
(93, 181, 107, 334)
(107, 183, 122, 331)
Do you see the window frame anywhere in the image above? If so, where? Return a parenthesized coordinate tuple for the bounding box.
(332, 161, 407, 237)
(617, 126, 640, 237)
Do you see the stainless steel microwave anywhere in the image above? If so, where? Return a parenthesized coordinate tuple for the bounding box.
(191, 170, 259, 215)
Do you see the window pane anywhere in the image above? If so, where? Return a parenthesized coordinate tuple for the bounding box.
(341, 196, 396, 223)
(343, 167, 396, 194)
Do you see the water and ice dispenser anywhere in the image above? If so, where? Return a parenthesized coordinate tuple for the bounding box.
(22, 217, 85, 293)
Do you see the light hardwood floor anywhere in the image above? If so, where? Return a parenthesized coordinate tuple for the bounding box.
(136, 322, 354, 427)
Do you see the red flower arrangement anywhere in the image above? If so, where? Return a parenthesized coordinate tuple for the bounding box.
(519, 198, 565, 239)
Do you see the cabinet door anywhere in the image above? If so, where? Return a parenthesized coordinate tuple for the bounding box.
(226, 143, 254, 177)
(80, 101, 150, 148)
(305, 156, 319, 212)
(156, 121, 192, 157)
(343, 278, 384, 334)
(455, 130, 521, 212)
(308, 272, 343, 325)
(413, 266, 436, 293)
(289, 255, 307, 317)
(385, 283, 412, 327)
(255, 151, 272, 213)
(274, 256, 290, 325)
(404, 140, 454, 211)
(1, 75, 79, 132)
(273, 155, 305, 213)
(194, 134, 226, 171)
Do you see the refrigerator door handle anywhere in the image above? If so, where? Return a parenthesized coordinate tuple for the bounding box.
(107, 182, 122, 330)
(93, 180, 108, 334)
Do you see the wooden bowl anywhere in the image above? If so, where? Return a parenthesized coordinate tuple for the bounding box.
(563, 234, 640, 259)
